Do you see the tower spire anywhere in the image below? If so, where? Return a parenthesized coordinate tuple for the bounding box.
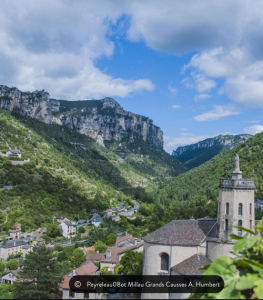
(232, 153, 242, 180)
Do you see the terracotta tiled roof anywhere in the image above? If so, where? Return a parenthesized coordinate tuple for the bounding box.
(117, 243, 144, 254)
(116, 235, 134, 244)
(143, 219, 217, 246)
(171, 254, 211, 275)
(86, 252, 105, 262)
(101, 247, 126, 266)
(36, 238, 44, 242)
(62, 261, 98, 289)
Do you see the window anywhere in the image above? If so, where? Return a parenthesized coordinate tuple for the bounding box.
(250, 220, 252, 230)
(238, 203, 243, 216)
(250, 203, 252, 215)
(225, 219, 229, 231)
(69, 290, 75, 298)
(226, 203, 229, 215)
(160, 253, 169, 271)
(238, 220, 242, 231)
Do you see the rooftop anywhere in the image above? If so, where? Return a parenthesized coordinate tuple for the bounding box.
(171, 254, 211, 275)
(1, 240, 27, 248)
(143, 219, 217, 246)
(116, 235, 134, 244)
(86, 252, 105, 262)
(62, 261, 98, 289)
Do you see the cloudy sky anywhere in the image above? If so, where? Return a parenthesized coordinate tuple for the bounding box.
(1, 0, 263, 152)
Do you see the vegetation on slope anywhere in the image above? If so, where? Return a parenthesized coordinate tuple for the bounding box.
(0, 111, 184, 232)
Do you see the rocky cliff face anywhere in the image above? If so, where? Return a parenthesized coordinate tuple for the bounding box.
(172, 134, 251, 157)
(0, 85, 163, 148)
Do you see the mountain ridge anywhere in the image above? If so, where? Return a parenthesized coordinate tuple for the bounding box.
(172, 134, 252, 169)
(0, 85, 163, 148)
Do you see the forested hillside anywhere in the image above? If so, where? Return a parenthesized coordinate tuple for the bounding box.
(0, 110, 184, 232)
(142, 132, 263, 232)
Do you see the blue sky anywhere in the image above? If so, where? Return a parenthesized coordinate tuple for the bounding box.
(1, 1, 263, 152)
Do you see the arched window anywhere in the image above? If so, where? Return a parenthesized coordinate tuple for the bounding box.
(225, 219, 228, 231)
(238, 203, 243, 216)
(226, 203, 229, 215)
(238, 220, 242, 231)
(250, 203, 252, 215)
(160, 253, 169, 271)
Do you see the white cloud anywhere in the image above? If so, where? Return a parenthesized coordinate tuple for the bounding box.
(168, 85, 178, 96)
(164, 133, 213, 153)
(244, 125, 263, 135)
(172, 105, 182, 109)
(194, 105, 240, 121)
(194, 93, 211, 102)
(0, 1, 155, 100)
(191, 73, 217, 93)
(185, 47, 263, 108)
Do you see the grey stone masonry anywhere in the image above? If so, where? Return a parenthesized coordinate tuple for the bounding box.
(219, 179, 256, 189)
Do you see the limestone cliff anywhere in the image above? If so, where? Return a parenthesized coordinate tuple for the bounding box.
(0, 85, 163, 148)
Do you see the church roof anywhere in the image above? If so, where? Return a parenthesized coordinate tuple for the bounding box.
(171, 254, 211, 275)
(143, 219, 217, 246)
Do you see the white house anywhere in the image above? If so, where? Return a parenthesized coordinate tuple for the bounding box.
(1, 270, 19, 284)
(6, 150, 22, 158)
(0, 240, 28, 261)
(59, 221, 76, 239)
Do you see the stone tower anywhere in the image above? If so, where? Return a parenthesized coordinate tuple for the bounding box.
(217, 154, 255, 240)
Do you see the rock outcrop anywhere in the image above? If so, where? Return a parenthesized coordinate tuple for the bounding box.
(0, 85, 163, 148)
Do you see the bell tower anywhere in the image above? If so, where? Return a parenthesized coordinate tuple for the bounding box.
(217, 154, 255, 240)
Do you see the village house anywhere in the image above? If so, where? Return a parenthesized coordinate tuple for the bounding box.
(61, 261, 101, 299)
(59, 221, 76, 239)
(100, 247, 125, 272)
(91, 217, 102, 227)
(8, 223, 21, 240)
(110, 215, 120, 222)
(53, 215, 68, 223)
(33, 238, 45, 245)
(0, 240, 29, 261)
(89, 209, 98, 216)
(86, 252, 105, 264)
(1, 270, 20, 285)
(6, 150, 22, 158)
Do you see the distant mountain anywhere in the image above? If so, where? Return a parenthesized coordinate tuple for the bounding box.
(172, 134, 252, 169)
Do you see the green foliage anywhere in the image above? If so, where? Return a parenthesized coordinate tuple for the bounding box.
(57, 260, 72, 277)
(192, 221, 263, 299)
(78, 226, 85, 234)
(70, 248, 85, 268)
(6, 259, 18, 270)
(13, 244, 62, 299)
(106, 233, 117, 246)
(100, 266, 113, 275)
(46, 223, 61, 238)
(115, 265, 124, 275)
(55, 243, 64, 252)
(94, 240, 108, 253)
(0, 260, 5, 273)
(0, 284, 14, 299)
(120, 250, 143, 275)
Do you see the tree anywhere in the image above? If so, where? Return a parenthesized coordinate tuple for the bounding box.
(78, 226, 85, 234)
(94, 240, 108, 253)
(70, 248, 85, 268)
(6, 259, 18, 270)
(106, 233, 117, 246)
(13, 244, 61, 299)
(0, 284, 14, 299)
(0, 260, 5, 273)
(46, 223, 61, 238)
(191, 221, 263, 299)
(120, 251, 143, 275)
(55, 243, 63, 252)
(100, 266, 113, 275)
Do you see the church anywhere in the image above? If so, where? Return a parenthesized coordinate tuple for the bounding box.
(142, 154, 255, 299)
